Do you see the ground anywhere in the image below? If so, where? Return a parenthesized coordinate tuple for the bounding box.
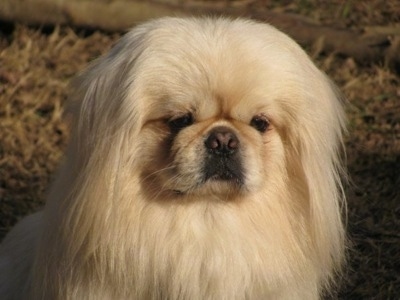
(0, 1, 399, 299)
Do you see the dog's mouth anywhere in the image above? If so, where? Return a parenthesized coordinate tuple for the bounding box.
(201, 125, 245, 187)
(167, 126, 246, 196)
(170, 158, 244, 196)
(203, 157, 244, 185)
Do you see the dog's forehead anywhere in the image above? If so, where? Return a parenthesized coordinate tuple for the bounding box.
(133, 18, 310, 120)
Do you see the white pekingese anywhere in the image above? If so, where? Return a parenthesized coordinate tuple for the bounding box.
(0, 17, 346, 299)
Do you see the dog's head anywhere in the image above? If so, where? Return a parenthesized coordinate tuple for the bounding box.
(71, 18, 344, 198)
(62, 17, 346, 285)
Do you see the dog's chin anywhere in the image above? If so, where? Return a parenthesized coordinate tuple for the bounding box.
(169, 175, 246, 200)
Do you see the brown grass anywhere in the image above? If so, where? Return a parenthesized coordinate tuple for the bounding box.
(0, 25, 120, 229)
(0, 1, 399, 298)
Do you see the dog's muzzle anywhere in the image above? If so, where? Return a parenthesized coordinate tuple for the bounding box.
(203, 126, 244, 184)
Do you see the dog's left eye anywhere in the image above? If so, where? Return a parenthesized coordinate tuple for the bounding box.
(250, 115, 270, 133)
(168, 114, 194, 132)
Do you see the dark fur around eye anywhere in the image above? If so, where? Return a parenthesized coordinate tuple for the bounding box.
(168, 114, 194, 132)
(250, 115, 270, 133)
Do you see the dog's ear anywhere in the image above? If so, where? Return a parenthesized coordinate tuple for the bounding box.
(67, 28, 150, 166)
(37, 25, 151, 275)
(291, 71, 347, 286)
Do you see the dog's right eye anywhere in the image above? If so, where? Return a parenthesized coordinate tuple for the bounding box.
(168, 114, 194, 132)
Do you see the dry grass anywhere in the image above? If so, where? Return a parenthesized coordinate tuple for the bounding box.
(0, 25, 120, 230)
(0, 1, 399, 298)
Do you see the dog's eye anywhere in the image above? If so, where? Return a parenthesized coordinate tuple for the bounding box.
(250, 115, 270, 133)
(168, 114, 194, 132)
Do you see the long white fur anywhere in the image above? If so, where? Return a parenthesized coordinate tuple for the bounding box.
(0, 17, 346, 299)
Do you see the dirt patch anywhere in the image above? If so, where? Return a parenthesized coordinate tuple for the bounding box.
(0, 2, 399, 299)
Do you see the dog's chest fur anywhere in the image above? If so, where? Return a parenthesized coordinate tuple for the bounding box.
(82, 200, 313, 300)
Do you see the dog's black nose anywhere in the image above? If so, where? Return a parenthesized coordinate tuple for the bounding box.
(205, 126, 239, 155)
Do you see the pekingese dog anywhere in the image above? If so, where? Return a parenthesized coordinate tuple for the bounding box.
(0, 17, 346, 299)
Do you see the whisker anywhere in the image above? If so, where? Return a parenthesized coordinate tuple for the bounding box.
(140, 164, 176, 182)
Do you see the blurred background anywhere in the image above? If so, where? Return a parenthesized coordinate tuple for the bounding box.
(0, 1, 399, 298)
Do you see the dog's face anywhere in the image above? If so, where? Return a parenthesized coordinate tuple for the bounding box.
(71, 17, 344, 208)
(138, 55, 282, 198)
(125, 19, 321, 200)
